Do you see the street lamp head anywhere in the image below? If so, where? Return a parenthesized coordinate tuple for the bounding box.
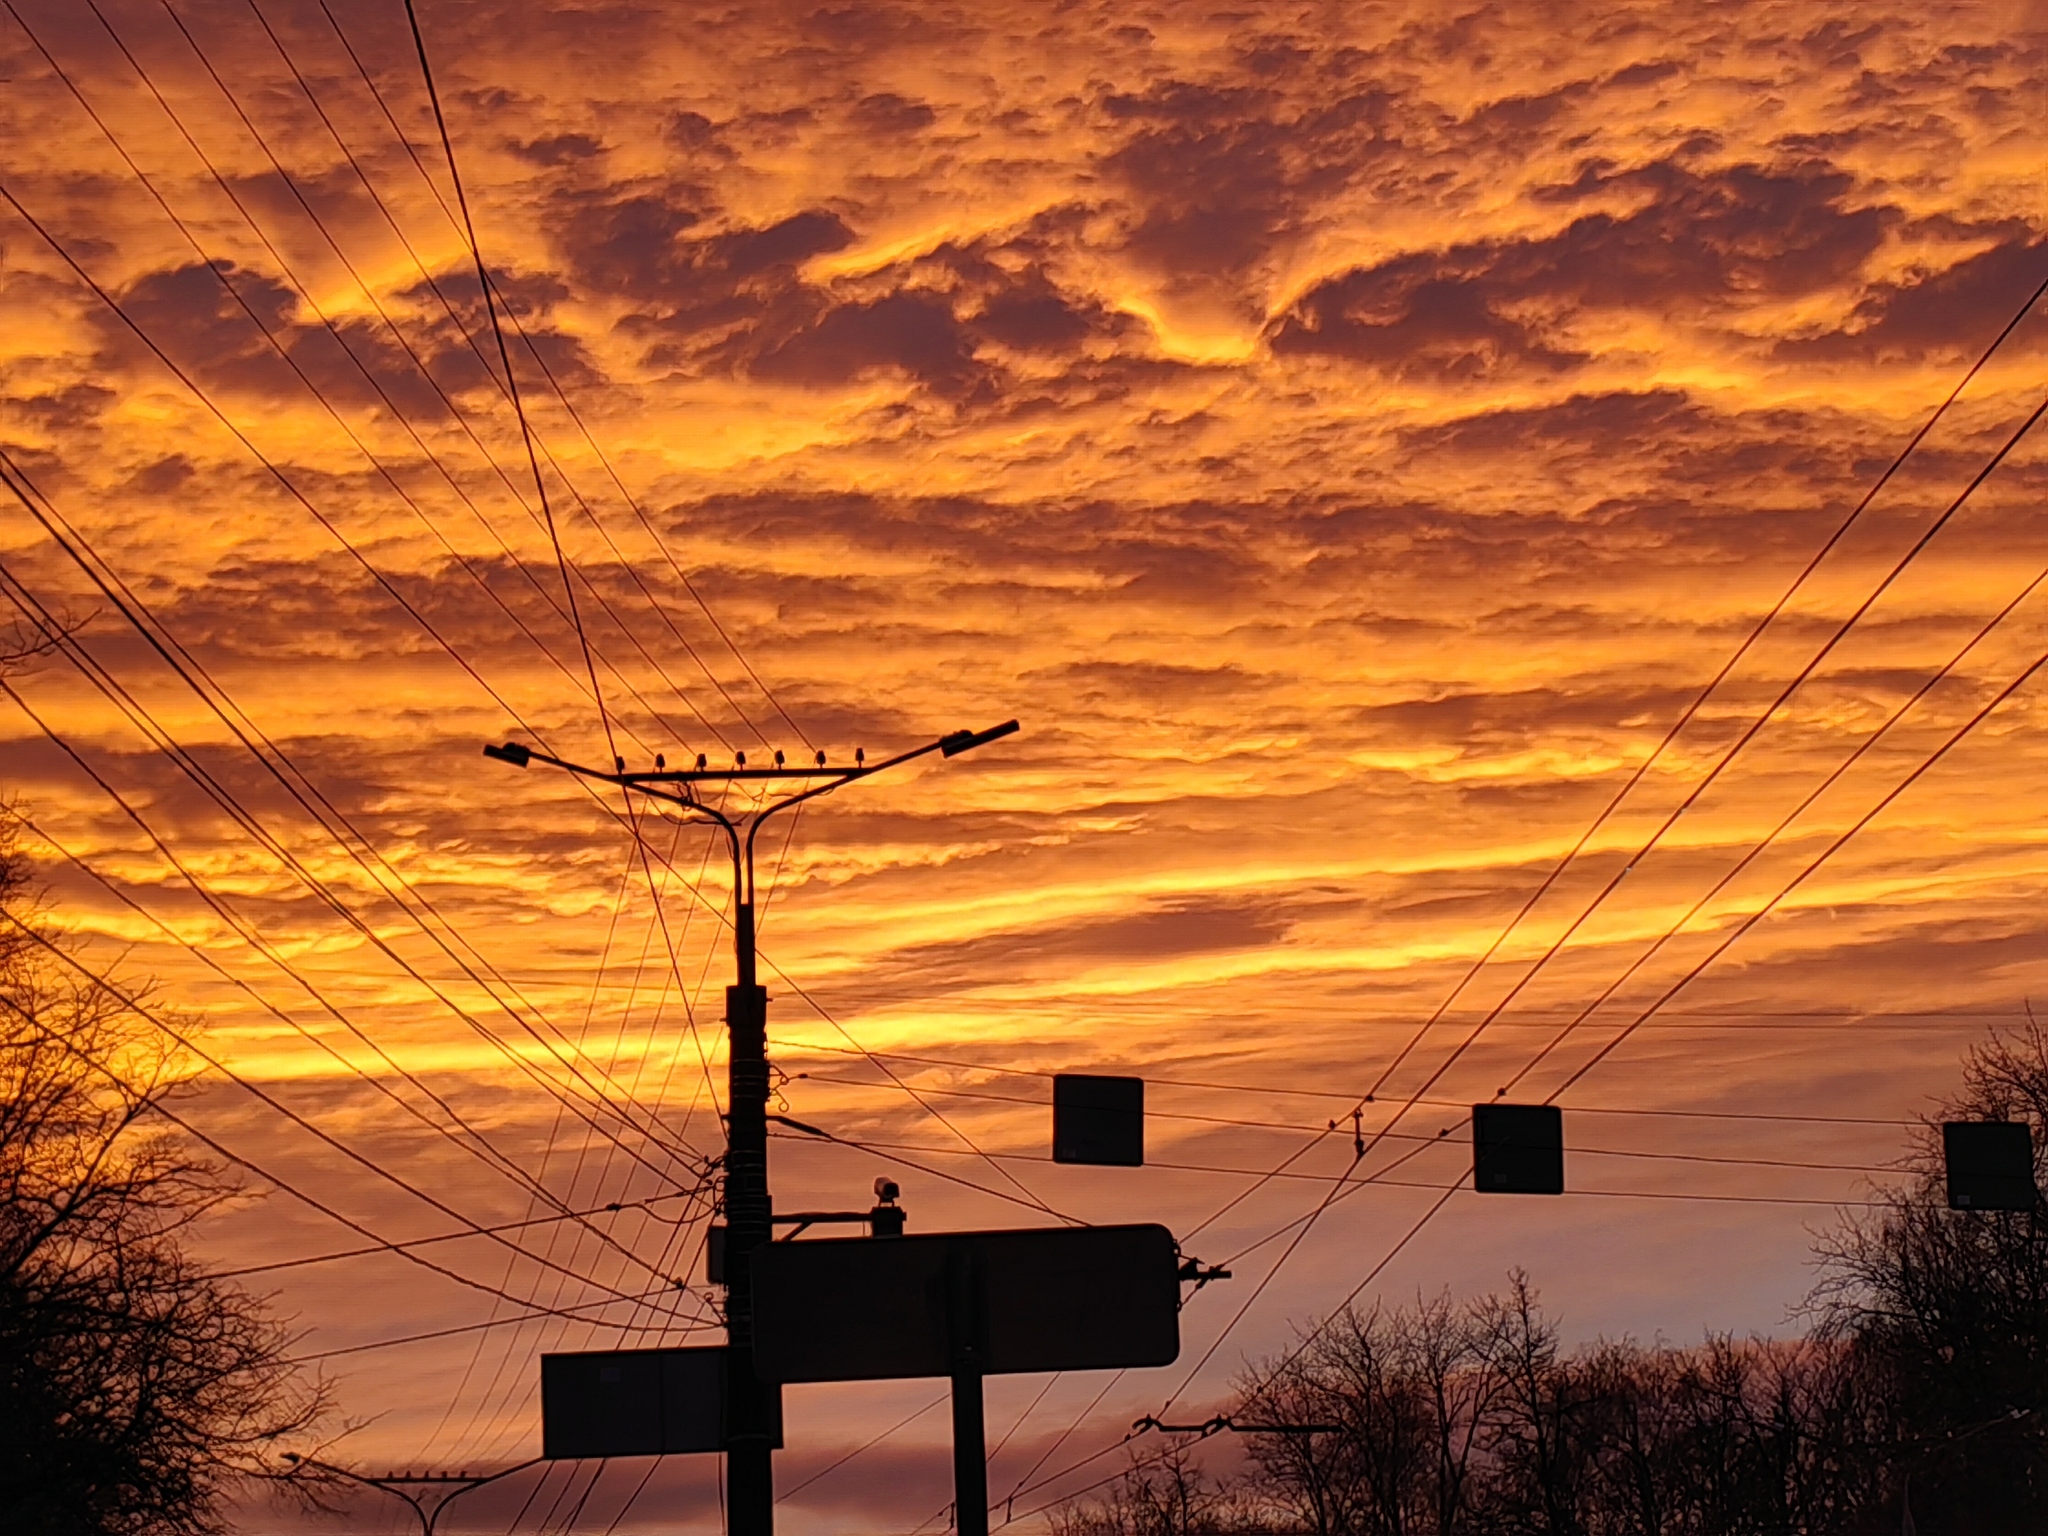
(482, 741, 531, 768)
(940, 718, 1021, 758)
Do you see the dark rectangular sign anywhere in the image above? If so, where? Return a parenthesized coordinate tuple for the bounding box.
(1944, 1120, 2036, 1211)
(1054, 1075, 1145, 1166)
(540, 1346, 780, 1458)
(1473, 1103, 1564, 1195)
(751, 1224, 1179, 1384)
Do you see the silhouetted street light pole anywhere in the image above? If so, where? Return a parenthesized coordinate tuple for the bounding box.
(486, 719, 1018, 1535)
(280, 1456, 538, 1536)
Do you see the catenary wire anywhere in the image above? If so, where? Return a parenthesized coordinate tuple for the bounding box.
(282, 1285, 707, 1366)
(787, 1072, 1915, 1158)
(776, 1044, 1920, 1127)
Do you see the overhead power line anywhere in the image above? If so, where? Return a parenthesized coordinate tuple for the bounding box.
(785, 1061, 1920, 1130)
(307, 0, 806, 745)
(1359, 251, 2048, 1109)
(0, 478, 691, 1181)
(1500, 514, 2048, 1100)
(0, 907, 686, 1310)
(14, 0, 719, 753)
(207, 1186, 705, 1281)
(398, 0, 615, 765)
(283, 1284, 713, 1366)
(0, 970, 699, 1327)
(1007, 263, 2048, 1510)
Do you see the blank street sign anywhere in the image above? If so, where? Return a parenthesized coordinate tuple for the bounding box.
(540, 1346, 780, 1458)
(1472, 1103, 1564, 1195)
(1053, 1075, 1145, 1166)
(751, 1224, 1180, 1383)
(1944, 1121, 2036, 1211)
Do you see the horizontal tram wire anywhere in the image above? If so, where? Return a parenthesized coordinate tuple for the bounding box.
(775, 1042, 1919, 1128)
(764, 1128, 1078, 1219)
(773, 1127, 1901, 1202)
(788, 1076, 1913, 1169)
(204, 1185, 706, 1280)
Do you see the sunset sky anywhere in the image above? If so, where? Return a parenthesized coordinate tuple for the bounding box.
(4, 0, 2048, 1529)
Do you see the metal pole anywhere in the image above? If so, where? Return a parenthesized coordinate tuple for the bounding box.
(945, 1244, 988, 1536)
(950, 1371, 988, 1536)
(725, 893, 776, 1534)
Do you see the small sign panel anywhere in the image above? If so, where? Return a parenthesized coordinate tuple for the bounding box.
(540, 1346, 780, 1459)
(1053, 1075, 1145, 1166)
(751, 1224, 1180, 1384)
(1944, 1121, 2036, 1211)
(1472, 1103, 1564, 1195)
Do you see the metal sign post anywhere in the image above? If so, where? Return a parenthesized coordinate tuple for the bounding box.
(948, 1248, 990, 1536)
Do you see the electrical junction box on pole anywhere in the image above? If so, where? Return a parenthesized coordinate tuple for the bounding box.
(1943, 1121, 2036, 1211)
(1053, 1075, 1145, 1166)
(750, 1224, 1180, 1383)
(1472, 1103, 1564, 1194)
(539, 1346, 781, 1458)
